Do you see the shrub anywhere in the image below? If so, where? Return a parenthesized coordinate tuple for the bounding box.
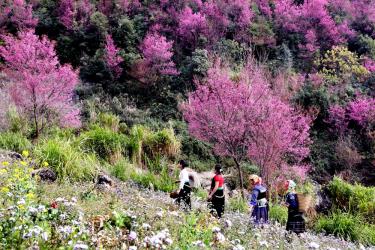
(227, 196, 248, 213)
(130, 165, 176, 193)
(269, 204, 288, 225)
(110, 159, 134, 181)
(327, 177, 375, 223)
(143, 127, 181, 160)
(80, 126, 128, 163)
(0, 132, 32, 153)
(34, 138, 97, 182)
(315, 212, 362, 242)
(97, 113, 120, 132)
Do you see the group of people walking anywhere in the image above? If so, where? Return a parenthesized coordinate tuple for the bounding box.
(174, 160, 306, 235)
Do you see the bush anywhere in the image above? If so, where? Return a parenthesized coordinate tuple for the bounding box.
(315, 212, 362, 242)
(110, 159, 134, 181)
(0, 132, 32, 153)
(130, 165, 176, 193)
(327, 177, 375, 223)
(269, 204, 288, 225)
(80, 126, 128, 163)
(34, 138, 97, 182)
(227, 196, 248, 213)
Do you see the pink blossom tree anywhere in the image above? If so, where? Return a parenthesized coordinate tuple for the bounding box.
(182, 62, 311, 194)
(0, 30, 81, 137)
(104, 34, 123, 78)
(328, 97, 375, 133)
(58, 0, 75, 29)
(274, 0, 353, 58)
(177, 7, 207, 48)
(136, 32, 178, 83)
(0, 0, 38, 31)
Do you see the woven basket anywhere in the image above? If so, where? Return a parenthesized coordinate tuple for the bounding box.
(297, 193, 312, 213)
(170, 191, 179, 199)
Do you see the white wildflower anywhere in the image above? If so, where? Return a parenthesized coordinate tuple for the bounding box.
(37, 205, 46, 212)
(17, 198, 26, 205)
(259, 240, 269, 247)
(73, 242, 89, 250)
(233, 245, 245, 250)
(309, 242, 320, 249)
(192, 240, 205, 247)
(224, 219, 232, 228)
(165, 238, 173, 245)
(129, 246, 137, 250)
(215, 232, 225, 243)
(55, 197, 65, 202)
(142, 223, 151, 230)
(41, 232, 48, 241)
(212, 226, 221, 233)
(128, 231, 137, 241)
(28, 206, 38, 214)
(71, 197, 77, 203)
(155, 211, 164, 218)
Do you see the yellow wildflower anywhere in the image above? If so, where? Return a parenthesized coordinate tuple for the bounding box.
(0, 169, 7, 175)
(2, 161, 9, 166)
(1, 187, 10, 193)
(26, 193, 35, 200)
(20, 161, 27, 166)
(22, 150, 29, 158)
(43, 161, 49, 167)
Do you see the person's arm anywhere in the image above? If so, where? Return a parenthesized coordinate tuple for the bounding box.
(208, 181, 219, 199)
(248, 189, 259, 213)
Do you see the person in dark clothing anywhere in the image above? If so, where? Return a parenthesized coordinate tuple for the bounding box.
(176, 160, 191, 210)
(208, 164, 225, 218)
(248, 174, 269, 226)
(284, 180, 305, 234)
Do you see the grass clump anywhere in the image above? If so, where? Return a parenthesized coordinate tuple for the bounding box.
(227, 196, 248, 213)
(110, 158, 134, 181)
(269, 203, 288, 225)
(315, 212, 362, 242)
(34, 138, 98, 182)
(0, 132, 32, 153)
(80, 126, 128, 163)
(327, 177, 375, 223)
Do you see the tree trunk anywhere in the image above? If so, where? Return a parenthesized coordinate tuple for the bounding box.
(33, 106, 39, 139)
(233, 158, 246, 199)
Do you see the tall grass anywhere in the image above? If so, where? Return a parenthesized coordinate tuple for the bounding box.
(0, 132, 32, 153)
(80, 126, 127, 163)
(328, 177, 375, 223)
(34, 138, 98, 182)
(269, 203, 288, 225)
(227, 196, 248, 213)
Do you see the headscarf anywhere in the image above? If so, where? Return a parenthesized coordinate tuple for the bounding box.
(285, 180, 296, 192)
(249, 174, 261, 185)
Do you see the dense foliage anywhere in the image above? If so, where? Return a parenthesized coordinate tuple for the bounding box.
(0, 0, 374, 185)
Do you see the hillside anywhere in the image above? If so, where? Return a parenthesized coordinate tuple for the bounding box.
(0, 0, 375, 249)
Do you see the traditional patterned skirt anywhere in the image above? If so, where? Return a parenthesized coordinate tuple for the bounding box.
(251, 204, 269, 225)
(208, 189, 225, 218)
(286, 211, 305, 234)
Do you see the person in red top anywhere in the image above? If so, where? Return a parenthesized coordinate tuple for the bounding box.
(208, 164, 225, 218)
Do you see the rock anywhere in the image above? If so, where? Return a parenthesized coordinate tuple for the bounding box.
(315, 185, 332, 214)
(32, 168, 57, 183)
(0, 150, 23, 162)
(97, 174, 113, 186)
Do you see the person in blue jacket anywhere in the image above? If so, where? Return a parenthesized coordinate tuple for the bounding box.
(248, 174, 269, 226)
